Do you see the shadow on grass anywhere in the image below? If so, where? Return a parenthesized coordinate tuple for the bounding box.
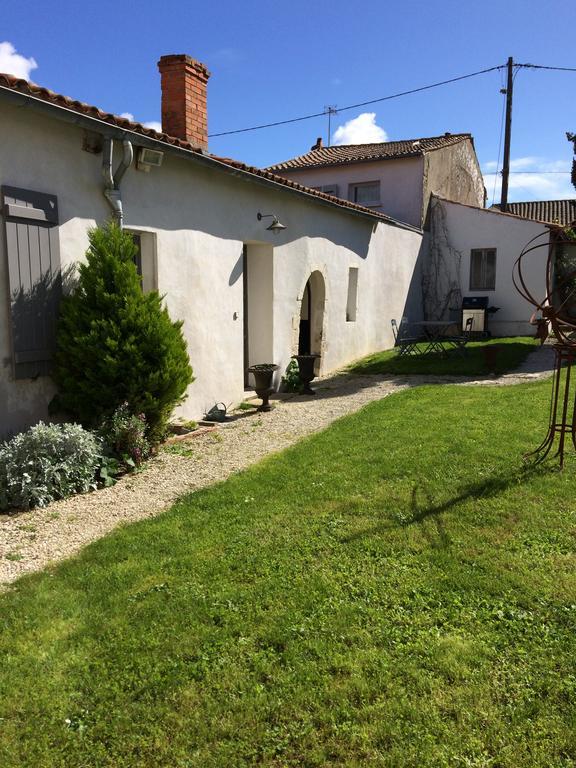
(343, 463, 555, 547)
(272, 339, 543, 404)
(349, 340, 539, 378)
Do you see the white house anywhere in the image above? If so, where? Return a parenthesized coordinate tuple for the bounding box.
(0, 55, 425, 439)
(427, 196, 550, 336)
(0, 52, 557, 441)
(266, 134, 486, 229)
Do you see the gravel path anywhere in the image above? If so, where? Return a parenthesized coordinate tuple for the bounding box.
(0, 345, 555, 586)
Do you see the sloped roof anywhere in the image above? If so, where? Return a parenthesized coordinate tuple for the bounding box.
(0, 73, 415, 228)
(490, 199, 576, 226)
(266, 134, 473, 172)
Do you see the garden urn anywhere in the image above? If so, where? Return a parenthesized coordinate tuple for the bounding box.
(247, 364, 279, 411)
(293, 354, 320, 395)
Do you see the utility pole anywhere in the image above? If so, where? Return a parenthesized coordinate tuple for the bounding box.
(500, 56, 514, 212)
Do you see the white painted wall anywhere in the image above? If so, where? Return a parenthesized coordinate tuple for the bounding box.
(245, 243, 274, 377)
(0, 100, 425, 437)
(275, 157, 424, 228)
(439, 198, 549, 336)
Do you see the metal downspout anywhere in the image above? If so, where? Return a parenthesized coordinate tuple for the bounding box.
(102, 138, 133, 228)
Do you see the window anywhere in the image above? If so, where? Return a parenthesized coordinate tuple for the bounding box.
(130, 233, 143, 279)
(312, 184, 340, 197)
(470, 248, 496, 290)
(349, 181, 380, 206)
(126, 231, 157, 293)
(346, 267, 359, 322)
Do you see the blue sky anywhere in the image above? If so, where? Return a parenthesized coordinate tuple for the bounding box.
(2, 0, 575, 203)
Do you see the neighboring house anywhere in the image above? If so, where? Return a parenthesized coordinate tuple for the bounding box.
(427, 196, 549, 336)
(0, 55, 425, 438)
(489, 199, 576, 227)
(266, 134, 486, 229)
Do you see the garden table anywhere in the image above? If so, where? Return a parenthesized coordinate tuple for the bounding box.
(412, 320, 458, 357)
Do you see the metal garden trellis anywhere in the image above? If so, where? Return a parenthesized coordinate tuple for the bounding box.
(513, 226, 576, 467)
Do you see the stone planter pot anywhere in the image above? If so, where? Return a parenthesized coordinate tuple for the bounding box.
(293, 354, 320, 395)
(247, 363, 279, 411)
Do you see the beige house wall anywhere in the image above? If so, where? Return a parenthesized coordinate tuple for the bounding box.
(423, 142, 485, 227)
(272, 157, 424, 228)
(272, 139, 485, 230)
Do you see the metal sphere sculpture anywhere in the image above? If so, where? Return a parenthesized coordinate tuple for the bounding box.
(513, 225, 576, 467)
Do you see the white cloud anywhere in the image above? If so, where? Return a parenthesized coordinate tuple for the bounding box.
(510, 156, 539, 170)
(143, 121, 162, 132)
(332, 112, 388, 145)
(0, 41, 37, 80)
(119, 113, 161, 132)
(483, 156, 574, 203)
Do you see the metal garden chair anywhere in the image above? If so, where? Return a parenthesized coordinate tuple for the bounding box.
(391, 318, 421, 356)
(445, 316, 474, 357)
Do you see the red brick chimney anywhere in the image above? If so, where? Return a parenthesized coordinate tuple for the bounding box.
(157, 54, 211, 151)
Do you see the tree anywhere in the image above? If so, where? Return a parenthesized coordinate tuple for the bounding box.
(53, 223, 193, 442)
(567, 132, 576, 191)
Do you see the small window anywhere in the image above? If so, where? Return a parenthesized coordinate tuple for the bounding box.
(349, 181, 380, 206)
(470, 249, 496, 290)
(346, 267, 359, 322)
(130, 233, 143, 279)
(127, 231, 157, 293)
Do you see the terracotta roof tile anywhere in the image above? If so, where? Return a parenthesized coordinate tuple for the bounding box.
(0, 73, 408, 227)
(266, 134, 473, 172)
(0, 73, 201, 151)
(490, 199, 576, 226)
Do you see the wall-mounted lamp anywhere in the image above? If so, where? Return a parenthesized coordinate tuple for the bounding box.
(257, 212, 286, 234)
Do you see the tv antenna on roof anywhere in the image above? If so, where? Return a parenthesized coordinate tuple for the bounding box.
(324, 105, 338, 146)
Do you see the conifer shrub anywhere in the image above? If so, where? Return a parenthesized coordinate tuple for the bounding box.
(53, 223, 193, 442)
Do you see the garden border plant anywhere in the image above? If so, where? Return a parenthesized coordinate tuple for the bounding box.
(52, 222, 194, 444)
(0, 422, 102, 512)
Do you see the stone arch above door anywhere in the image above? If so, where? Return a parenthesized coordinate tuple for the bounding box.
(294, 270, 327, 367)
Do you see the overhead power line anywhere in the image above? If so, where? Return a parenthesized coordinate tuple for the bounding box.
(485, 171, 572, 175)
(208, 64, 505, 138)
(209, 61, 576, 139)
(517, 63, 576, 72)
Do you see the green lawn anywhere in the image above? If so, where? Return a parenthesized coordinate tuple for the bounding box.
(349, 336, 538, 376)
(1, 380, 576, 767)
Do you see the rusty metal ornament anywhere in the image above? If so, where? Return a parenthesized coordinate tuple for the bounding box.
(512, 226, 576, 467)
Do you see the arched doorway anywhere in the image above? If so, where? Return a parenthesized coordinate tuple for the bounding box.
(298, 271, 326, 356)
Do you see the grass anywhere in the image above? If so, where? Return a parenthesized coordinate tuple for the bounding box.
(349, 335, 538, 376)
(236, 401, 258, 412)
(1, 380, 576, 766)
(162, 442, 197, 458)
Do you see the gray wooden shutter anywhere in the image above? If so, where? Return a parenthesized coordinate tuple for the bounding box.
(1, 186, 61, 379)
